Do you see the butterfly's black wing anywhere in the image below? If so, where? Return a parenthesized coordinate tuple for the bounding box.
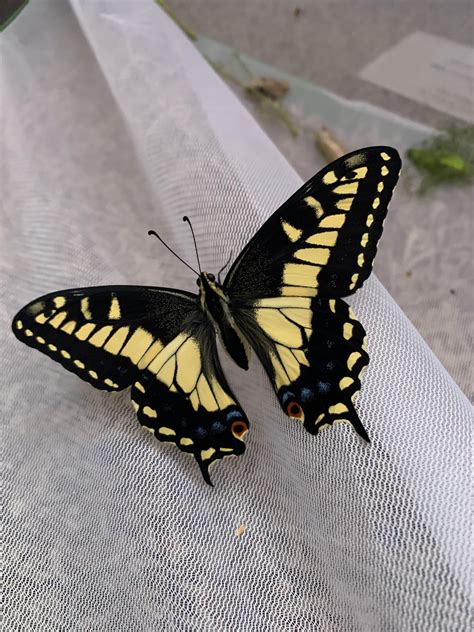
(225, 147, 401, 438)
(12, 286, 197, 390)
(12, 286, 248, 483)
(131, 320, 248, 485)
(224, 147, 400, 300)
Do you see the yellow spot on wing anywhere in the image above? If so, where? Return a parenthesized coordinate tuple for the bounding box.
(54, 296, 66, 308)
(366, 214, 374, 227)
(121, 327, 154, 364)
(349, 273, 359, 290)
(135, 382, 145, 393)
(361, 233, 369, 247)
(283, 262, 321, 288)
(74, 360, 85, 369)
(159, 426, 175, 436)
(334, 182, 359, 195)
(342, 166, 368, 180)
(81, 297, 92, 320)
(281, 220, 302, 243)
(372, 197, 380, 209)
(143, 406, 157, 418)
(304, 196, 324, 218)
(377, 182, 384, 192)
(61, 321, 76, 334)
(347, 352, 361, 370)
(381, 165, 389, 176)
(380, 152, 390, 161)
(256, 308, 303, 348)
(35, 313, 49, 324)
(16, 320, 23, 330)
(335, 198, 353, 211)
(319, 214, 345, 229)
(89, 370, 98, 379)
(294, 247, 330, 266)
(36, 337, 45, 344)
(339, 377, 354, 390)
(104, 378, 118, 388)
(176, 338, 202, 393)
(329, 403, 349, 414)
(75, 323, 96, 341)
(322, 170, 338, 184)
(180, 437, 194, 446)
(131, 400, 139, 412)
(108, 296, 121, 320)
(343, 323, 353, 340)
(201, 448, 216, 461)
(358, 253, 365, 267)
(89, 326, 113, 347)
(329, 299, 336, 313)
(48, 344, 57, 351)
(61, 350, 71, 359)
(49, 312, 67, 328)
(104, 327, 129, 355)
(306, 231, 338, 247)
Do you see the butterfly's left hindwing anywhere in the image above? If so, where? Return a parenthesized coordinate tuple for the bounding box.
(131, 322, 249, 485)
(234, 295, 369, 439)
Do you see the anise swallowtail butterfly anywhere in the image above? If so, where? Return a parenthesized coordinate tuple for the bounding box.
(12, 147, 401, 485)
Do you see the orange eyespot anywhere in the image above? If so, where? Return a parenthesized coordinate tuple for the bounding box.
(231, 420, 248, 439)
(286, 401, 304, 420)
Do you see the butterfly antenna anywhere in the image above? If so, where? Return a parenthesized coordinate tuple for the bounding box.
(148, 230, 199, 276)
(217, 250, 233, 284)
(182, 216, 202, 274)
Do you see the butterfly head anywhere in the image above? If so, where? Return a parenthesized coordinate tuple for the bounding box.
(197, 272, 227, 306)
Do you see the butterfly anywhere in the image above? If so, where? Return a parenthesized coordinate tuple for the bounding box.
(12, 147, 401, 485)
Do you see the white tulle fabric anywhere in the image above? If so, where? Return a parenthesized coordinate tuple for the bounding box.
(2, 2, 471, 630)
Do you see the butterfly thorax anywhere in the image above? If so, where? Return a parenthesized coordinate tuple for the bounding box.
(198, 272, 249, 371)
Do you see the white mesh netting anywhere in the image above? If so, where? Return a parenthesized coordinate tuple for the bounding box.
(2, 1, 472, 630)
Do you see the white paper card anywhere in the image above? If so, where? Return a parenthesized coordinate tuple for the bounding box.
(360, 31, 474, 123)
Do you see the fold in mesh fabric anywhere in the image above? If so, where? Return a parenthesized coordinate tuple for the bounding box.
(2, 1, 471, 629)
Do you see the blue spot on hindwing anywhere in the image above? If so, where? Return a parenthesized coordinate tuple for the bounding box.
(316, 381, 331, 394)
(300, 387, 314, 402)
(281, 391, 296, 406)
(211, 421, 225, 434)
(226, 409, 243, 422)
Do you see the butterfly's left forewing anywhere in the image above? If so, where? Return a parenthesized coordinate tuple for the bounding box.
(12, 286, 198, 390)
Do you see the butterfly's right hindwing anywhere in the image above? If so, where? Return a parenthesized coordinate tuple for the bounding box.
(234, 295, 369, 440)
